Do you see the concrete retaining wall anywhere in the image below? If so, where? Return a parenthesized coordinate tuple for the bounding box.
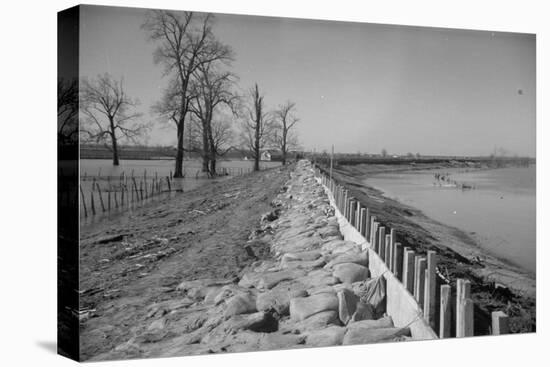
(316, 169, 438, 340)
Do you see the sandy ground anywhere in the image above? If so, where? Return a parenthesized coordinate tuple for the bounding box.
(323, 162, 535, 334)
(79, 165, 291, 360)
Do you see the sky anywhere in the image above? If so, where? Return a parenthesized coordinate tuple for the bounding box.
(79, 5, 536, 157)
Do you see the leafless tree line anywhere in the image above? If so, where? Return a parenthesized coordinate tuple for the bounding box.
(74, 10, 301, 174)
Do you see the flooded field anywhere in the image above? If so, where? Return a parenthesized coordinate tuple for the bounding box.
(365, 166, 536, 273)
(78, 159, 282, 224)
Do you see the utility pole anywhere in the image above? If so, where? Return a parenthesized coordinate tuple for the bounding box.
(330, 144, 334, 180)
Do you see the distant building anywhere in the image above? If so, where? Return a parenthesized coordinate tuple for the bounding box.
(224, 147, 249, 160)
(260, 150, 272, 161)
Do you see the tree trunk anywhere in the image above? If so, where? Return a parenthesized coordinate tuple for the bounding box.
(209, 158, 216, 175)
(207, 124, 217, 177)
(109, 117, 120, 166)
(281, 130, 287, 166)
(174, 121, 184, 178)
(201, 121, 210, 174)
(254, 121, 260, 171)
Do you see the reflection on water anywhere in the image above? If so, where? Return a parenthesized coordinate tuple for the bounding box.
(365, 166, 536, 273)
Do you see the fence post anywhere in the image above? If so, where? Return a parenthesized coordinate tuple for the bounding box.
(369, 216, 376, 244)
(371, 220, 378, 249)
(79, 185, 88, 218)
(393, 242, 403, 280)
(350, 200, 357, 226)
(90, 190, 96, 215)
(365, 208, 371, 239)
(384, 234, 391, 267)
(378, 226, 386, 257)
(439, 284, 452, 338)
(456, 279, 472, 337)
(403, 248, 415, 294)
(424, 250, 437, 329)
(359, 208, 366, 236)
(389, 229, 396, 272)
(132, 178, 138, 202)
(491, 311, 509, 335)
(414, 257, 426, 307)
(343, 190, 349, 218)
(120, 183, 124, 206)
(96, 182, 106, 212)
(356, 203, 362, 231)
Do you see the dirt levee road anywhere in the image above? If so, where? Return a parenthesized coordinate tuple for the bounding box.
(79, 165, 291, 360)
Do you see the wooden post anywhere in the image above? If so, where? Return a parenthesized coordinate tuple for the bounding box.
(79, 185, 87, 218)
(414, 257, 426, 307)
(120, 184, 124, 206)
(350, 200, 357, 226)
(463, 299, 474, 337)
(393, 242, 403, 280)
(378, 226, 386, 257)
(456, 279, 472, 337)
(114, 188, 118, 208)
(167, 176, 171, 192)
(439, 284, 452, 338)
(355, 203, 361, 229)
(132, 178, 138, 201)
(372, 221, 379, 250)
(90, 190, 96, 215)
(96, 182, 106, 212)
(403, 248, 415, 294)
(424, 251, 437, 328)
(359, 208, 366, 236)
(107, 178, 112, 210)
(389, 229, 396, 272)
(491, 311, 509, 335)
(365, 208, 371, 239)
(140, 180, 144, 200)
(384, 234, 391, 267)
(343, 190, 349, 218)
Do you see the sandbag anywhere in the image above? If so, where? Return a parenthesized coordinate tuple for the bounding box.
(358, 275, 386, 317)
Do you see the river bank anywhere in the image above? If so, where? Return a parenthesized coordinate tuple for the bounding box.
(323, 162, 535, 333)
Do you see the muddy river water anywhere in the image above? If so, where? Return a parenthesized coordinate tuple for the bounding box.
(365, 165, 536, 273)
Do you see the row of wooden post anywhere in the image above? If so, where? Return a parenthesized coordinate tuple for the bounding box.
(315, 165, 509, 338)
(80, 175, 173, 218)
(82, 166, 254, 183)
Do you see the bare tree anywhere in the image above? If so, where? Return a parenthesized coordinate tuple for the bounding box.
(189, 61, 239, 176)
(143, 10, 232, 177)
(273, 101, 300, 165)
(80, 74, 145, 166)
(241, 84, 273, 171)
(209, 116, 236, 172)
(58, 77, 79, 145)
